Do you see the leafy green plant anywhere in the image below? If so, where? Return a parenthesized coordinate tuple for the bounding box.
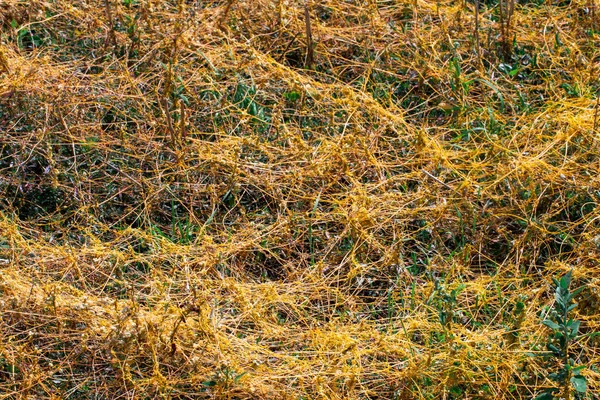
(504, 295, 526, 348)
(202, 366, 247, 395)
(534, 271, 587, 400)
(432, 280, 466, 333)
(13, 23, 46, 51)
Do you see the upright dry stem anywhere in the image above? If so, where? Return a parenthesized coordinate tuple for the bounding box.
(103, 0, 117, 51)
(304, 0, 314, 69)
(474, 0, 481, 65)
(498, 0, 515, 60)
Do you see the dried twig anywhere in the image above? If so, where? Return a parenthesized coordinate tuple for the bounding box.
(103, 0, 117, 51)
(160, 97, 177, 150)
(0, 47, 10, 75)
(422, 169, 453, 190)
(277, 32, 300, 63)
(179, 99, 186, 142)
(474, 0, 481, 65)
(498, 0, 515, 60)
(219, 0, 237, 30)
(594, 94, 600, 136)
(304, 1, 314, 69)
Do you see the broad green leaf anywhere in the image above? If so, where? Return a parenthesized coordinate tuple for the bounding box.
(542, 320, 560, 330)
(571, 286, 585, 297)
(567, 320, 580, 336)
(552, 277, 560, 287)
(547, 343, 562, 356)
(570, 375, 587, 393)
(572, 365, 585, 374)
(560, 271, 572, 290)
(534, 391, 556, 400)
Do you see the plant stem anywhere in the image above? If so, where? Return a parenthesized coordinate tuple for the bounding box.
(103, 0, 117, 52)
(304, 0, 314, 69)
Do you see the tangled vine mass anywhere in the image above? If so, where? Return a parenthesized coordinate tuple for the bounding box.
(1, 0, 600, 398)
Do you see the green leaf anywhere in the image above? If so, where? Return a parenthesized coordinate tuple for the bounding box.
(560, 270, 572, 290)
(542, 320, 560, 330)
(475, 78, 505, 112)
(572, 365, 585, 374)
(547, 343, 562, 356)
(571, 286, 585, 297)
(567, 320, 580, 336)
(202, 380, 217, 387)
(284, 91, 301, 102)
(552, 277, 560, 287)
(234, 372, 247, 383)
(548, 371, 561, 381)
(570, 375, 587, 393)
(534, 391, 556, 400)
(515, 300, 525, 313)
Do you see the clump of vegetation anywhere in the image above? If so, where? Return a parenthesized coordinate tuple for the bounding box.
(534, 271, 589, 400)
(1, 0, 599, 398)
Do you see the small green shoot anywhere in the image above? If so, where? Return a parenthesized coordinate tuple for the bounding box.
(534, 270, 588, 400)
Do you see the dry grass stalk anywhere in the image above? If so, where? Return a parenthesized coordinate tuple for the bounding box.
(594, 94, 599, 135)
(160, 97, 177, 150)
(498, 0, 515, 60)
(219, 0, 237, 31)
(179, 99, 186, 143)
(304, 0, 314, 69)
(103, 0, 117, 51)
(474, 0, 481, 65)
